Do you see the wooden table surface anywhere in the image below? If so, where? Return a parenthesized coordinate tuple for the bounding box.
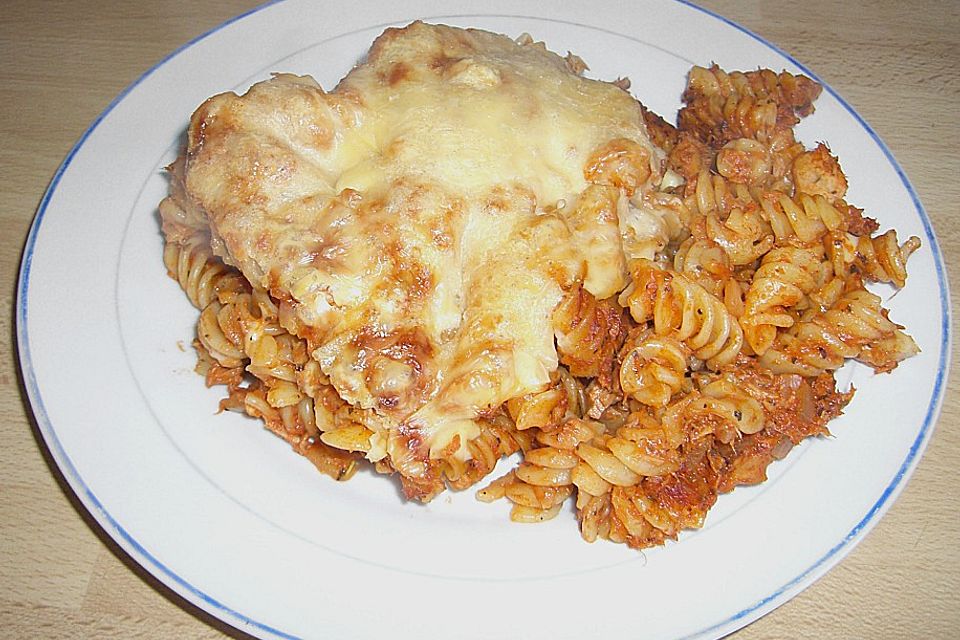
(2, 1, 957, 638)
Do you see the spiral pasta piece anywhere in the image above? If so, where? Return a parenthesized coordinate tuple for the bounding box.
(686, 169, 757, 218)
(759, 191, 848, 244)
(619, 335, 691, 407)
(672, 236, 733, 296)
(193, 340, 244, 391)
(197, 301, 247, 368)
(443, 412, 531, 492)
(851, 230, 921, 288)
(163, 235, 247, 310)
(759, 288, 919, 375)
(680, 86, 778, 146)
(704, 206, 776, 265)
(741, 246, 830, 355)
(693, 378, 766, 437)
(620, 260, 744, 370)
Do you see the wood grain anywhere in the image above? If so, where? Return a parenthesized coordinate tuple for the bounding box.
(2, 1, 957, 638)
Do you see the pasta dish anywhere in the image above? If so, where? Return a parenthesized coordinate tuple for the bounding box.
(158, 22, 919, 549)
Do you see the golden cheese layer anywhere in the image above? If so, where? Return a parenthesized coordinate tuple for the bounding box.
(173, 22, 663, 481)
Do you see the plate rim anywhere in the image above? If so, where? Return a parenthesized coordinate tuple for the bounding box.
(15, 1, 952, 639)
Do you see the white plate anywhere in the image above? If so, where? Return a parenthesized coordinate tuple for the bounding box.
(16, 1, 950, 638)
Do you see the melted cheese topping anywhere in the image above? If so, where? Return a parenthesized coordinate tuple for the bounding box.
(179, 22, 662, 479)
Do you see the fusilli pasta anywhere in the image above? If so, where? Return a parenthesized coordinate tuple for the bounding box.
(159, 36, 920, 552)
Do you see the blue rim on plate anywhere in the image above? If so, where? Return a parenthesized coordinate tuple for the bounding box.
(16, 1, 950, 638)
